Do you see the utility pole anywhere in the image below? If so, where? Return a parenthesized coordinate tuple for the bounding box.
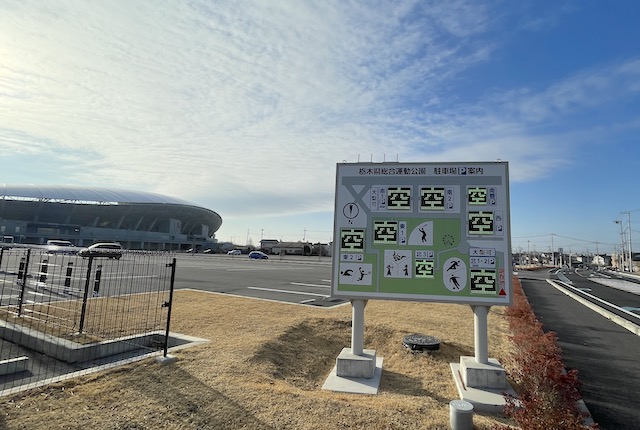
(622, 211, 634, 272)
(615, 220, 625, 271)
(551, 234, 555, 266)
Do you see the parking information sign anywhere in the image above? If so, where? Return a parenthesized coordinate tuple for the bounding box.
(331, 161, 512, 305)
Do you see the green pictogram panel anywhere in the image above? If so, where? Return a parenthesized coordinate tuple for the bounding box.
(420, 187, 445, 211)
(340, 228, 365, 252)
(373, 220, 398, 244)
(468, 187, 487, 205)
(387, 187, 412, 210)
(468, 211, 494, 235)
(415, 260, 434, 278)
(470, 269, 497, 294)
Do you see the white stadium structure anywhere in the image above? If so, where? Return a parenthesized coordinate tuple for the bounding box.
(0, 185, 222, 251)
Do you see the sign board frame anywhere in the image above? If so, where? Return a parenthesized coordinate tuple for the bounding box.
(331, 161, 512, 306)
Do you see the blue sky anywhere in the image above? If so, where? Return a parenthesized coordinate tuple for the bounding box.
(1, 1, 639, 253)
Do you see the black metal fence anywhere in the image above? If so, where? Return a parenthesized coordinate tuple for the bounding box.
(0, 247, 176, 395)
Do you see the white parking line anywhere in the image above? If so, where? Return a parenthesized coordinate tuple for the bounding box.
(225, 267, 280, 272)
(290, 282, 330, 288)
(247, 287, 327, 297)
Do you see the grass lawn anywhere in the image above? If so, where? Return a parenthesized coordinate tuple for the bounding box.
(0, 290, 516, 429)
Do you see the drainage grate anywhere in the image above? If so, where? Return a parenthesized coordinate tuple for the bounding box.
(403, 333, 441, 351)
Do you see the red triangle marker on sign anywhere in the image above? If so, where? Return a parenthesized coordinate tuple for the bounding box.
(498, 288, 506, 296)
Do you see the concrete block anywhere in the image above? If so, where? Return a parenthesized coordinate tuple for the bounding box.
(460, 356, 507, 390)
(450, 362, 516, 414)
(336, 347, 376, 379)
(0, 356, 29, 375)
(322, 356, 384, 394)
(154, 354, 177, 365)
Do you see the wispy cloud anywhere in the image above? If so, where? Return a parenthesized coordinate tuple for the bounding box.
(1, 0, 639, 240)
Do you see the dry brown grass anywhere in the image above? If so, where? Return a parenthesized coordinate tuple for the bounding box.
(0, 290, 516, 429)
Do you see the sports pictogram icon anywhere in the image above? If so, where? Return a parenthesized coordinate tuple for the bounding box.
(443, 257, 467, 292)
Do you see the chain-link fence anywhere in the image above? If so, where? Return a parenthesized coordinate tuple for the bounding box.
(0, 247, 176, 395)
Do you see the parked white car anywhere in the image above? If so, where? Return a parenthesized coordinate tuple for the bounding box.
(227, 249, 242, 255)
(78, 242, 123, 259)
(46, 240, 77, 255)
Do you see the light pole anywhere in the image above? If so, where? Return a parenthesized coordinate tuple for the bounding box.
(615, 220, 625, 271)
(622, 211, 634, 272)
(551, 233, 555, 267)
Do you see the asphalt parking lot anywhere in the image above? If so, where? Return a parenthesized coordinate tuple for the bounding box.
(173, 254, 347, 308)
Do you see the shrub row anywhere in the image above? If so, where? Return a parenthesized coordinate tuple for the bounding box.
(496, 277, 596, 429)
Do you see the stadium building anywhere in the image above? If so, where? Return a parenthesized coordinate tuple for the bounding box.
(0, 185, 222, 251)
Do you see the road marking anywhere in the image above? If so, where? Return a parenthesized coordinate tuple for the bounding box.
(0, 279, 17, 285)
(548, 280, 640, 336)
(247, 287, 327, 297)
(225, 267, 280, 272)
(26, 291, 45, 297)
(290, 282, 330, 289)
(589, 277, 640, 295)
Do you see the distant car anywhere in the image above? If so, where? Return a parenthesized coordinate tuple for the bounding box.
(248, 251, 268, 259)
(227, 249, 242, 255)
(203, 248, 213, 254)
(46, 240, 77, 255)
(78, 243, 123, 259)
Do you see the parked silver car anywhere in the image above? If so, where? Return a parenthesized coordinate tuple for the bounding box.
(78, 242, 123, 259)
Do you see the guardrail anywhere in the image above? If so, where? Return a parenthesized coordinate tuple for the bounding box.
(0, 248, 176, 394)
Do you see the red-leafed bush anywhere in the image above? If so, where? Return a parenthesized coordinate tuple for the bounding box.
(495, 277, 597, 429)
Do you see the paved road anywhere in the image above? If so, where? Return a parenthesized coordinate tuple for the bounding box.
(173, 254, 345, 308)
(518, 269, 640, 430)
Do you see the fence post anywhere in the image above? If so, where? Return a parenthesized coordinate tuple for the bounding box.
(64, 261, 73, 294)
(0, 248, 4, 269)
(93, 264, 102, 297)
(17, 258, 25, 284)
(39, 258, 49, 284)
(79, 256, 94, 334)
(162, 258, 177, 358)
(17, 249, 31, 317)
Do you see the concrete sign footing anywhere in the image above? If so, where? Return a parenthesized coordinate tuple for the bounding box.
(450, 356, 517, 413)
(336, 347, 376, 378)
(322, 348, 383, 394)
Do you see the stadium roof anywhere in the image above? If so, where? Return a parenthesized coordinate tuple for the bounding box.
(0, 184, 222, 237)
(0, 184, 194, 206)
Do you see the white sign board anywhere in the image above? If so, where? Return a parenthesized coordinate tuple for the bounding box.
(331, 161, 512, 306)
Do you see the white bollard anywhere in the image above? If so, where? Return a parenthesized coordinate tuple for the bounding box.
(450, 400, 474, 430)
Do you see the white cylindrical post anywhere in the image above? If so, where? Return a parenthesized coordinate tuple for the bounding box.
(450, 400, 474, 430)
(351, 299, 366, 356)
(472, 305, 489, 364)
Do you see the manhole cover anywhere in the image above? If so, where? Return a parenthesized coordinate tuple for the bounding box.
(402, 333, 441, 351)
